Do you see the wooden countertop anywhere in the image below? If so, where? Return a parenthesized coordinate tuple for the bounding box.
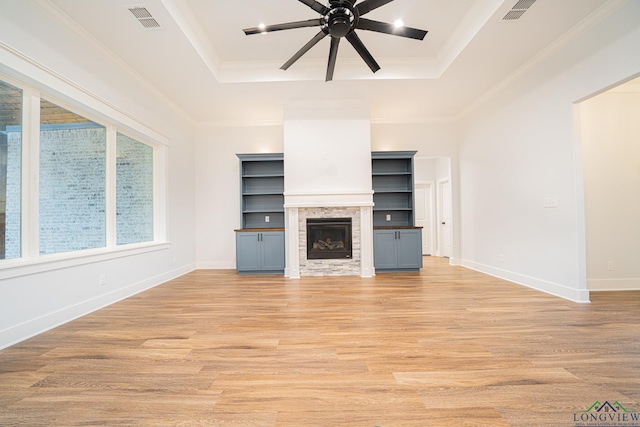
(235, 227, 422, 231)
(234, 228, 285, 232)
(373, 226, 423, 230)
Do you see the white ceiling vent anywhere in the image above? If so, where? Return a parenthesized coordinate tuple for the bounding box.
(502, 0, 537, 22)
(127, 5, 162, 30)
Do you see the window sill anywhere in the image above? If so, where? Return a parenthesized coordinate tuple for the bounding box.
(0, 242, 171, 281)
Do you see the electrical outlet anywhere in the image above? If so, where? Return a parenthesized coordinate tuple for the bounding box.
(265, 215, 270, 223)
(499, 254, 505, 263)
(607, 261, 614, 271)
(99, 273, 107, 287)
(386, 214, 391, 222)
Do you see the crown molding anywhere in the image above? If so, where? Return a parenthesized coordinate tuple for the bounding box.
(0, 40, 168, 145)
(164, 1, 502, 84)
(195, 119, 283, 128)
(456, 0, 630, 120)
(32, 0, 195, 126)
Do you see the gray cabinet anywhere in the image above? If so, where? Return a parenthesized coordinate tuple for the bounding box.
(236, 230, 285, 274)
(373, 228, 422, 272)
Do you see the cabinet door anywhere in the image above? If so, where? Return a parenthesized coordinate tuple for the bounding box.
(373, 230, 398, 269)
(397, 229, 423, 269)
(236, 232, 261, 272)
(261, 231, 285, 271)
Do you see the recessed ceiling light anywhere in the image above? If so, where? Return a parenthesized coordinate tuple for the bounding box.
(394, 19, 404, 28)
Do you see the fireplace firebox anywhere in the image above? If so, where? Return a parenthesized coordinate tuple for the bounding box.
(306, 218, 352, 260)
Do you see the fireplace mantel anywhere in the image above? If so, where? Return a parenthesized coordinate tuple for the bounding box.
(284, 191, 374, 208)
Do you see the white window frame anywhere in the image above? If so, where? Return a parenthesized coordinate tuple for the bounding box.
(114, 129, 161, 246)
(0, 69, 169, 280)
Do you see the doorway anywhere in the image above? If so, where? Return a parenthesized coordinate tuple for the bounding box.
(578, 75, 640, 291)
(437, 178, 453, 258)
(414, 156, 452, 258)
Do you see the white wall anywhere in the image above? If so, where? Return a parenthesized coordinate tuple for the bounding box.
(371, 121, 460, 263)
(284, 119, 372, 197)
(414, 158, 451, 186)
(415, 158, 437, 183)
(195, 124, 284, 269)
(0, 2, 196, 349)
(458, 1, 640, 302)
(580, 89, 640, 290)
(195, 120, 460, 268)
(283, 102, 372, 199)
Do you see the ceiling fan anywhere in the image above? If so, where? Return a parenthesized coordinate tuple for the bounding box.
(243, 0, 428, 81)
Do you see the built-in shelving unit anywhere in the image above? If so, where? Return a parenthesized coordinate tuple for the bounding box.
(236, 153, 285, 274)
(371, 151, 422, 272)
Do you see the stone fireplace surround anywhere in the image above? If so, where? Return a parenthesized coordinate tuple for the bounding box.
(284, 192, 374, 279)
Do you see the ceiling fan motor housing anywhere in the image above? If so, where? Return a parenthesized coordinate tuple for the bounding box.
(324, 2, 357, 38)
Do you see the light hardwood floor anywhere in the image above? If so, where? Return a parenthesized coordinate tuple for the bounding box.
(1, 257, 639, 426)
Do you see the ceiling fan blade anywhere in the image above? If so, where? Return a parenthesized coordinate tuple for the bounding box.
(355, 0, 394, 16)
(356, 18, 428, 40)
(281, 31, 328, 70)
(326, 37, 341, 82)
(244, 18, 322, 35)
(298, 0, 330, 15)
(346, 31, 380, 73)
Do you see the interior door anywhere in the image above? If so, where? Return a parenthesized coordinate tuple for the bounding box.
(414, 183, 433, 255)
(438, 179, 453, 258)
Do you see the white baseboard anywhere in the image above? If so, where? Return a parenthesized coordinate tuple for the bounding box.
(196, 261, 236, 269)
(0, 264, 195, 350)
(588, 278, 640, 291)
(461, 259, 590, 303)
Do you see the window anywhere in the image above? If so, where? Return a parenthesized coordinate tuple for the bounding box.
(116, 132, 154, 245)
(39, 99, 106, 255)
(0, 70, 165, 270)
(0, 80, 22, 260)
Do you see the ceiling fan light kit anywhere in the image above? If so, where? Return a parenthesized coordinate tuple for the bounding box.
(243, 0, 428, 81)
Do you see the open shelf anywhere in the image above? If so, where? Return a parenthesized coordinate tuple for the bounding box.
(237, 154, 284, 229)
(371, 151, 416, 228)
(372, 158, 412, 175)
(242, 176, 284, 195)
(242, 160, 284, 177)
